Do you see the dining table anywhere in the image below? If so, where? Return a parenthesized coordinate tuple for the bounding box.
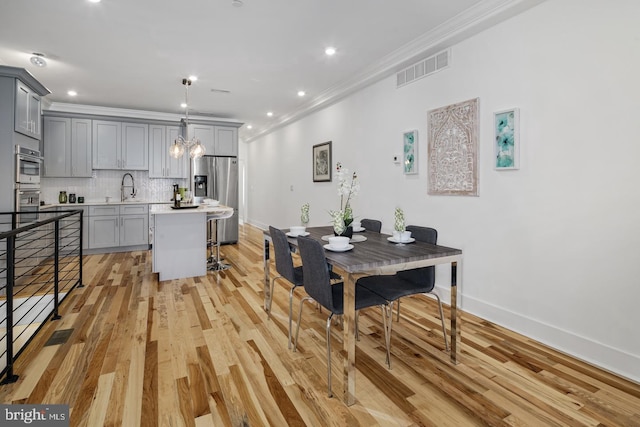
(262, 225, 463, 406)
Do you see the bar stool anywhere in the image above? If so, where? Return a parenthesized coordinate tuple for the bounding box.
(206, 208, 234, 271)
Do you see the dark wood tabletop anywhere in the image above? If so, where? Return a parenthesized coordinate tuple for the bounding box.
(280, 226, 462, 273)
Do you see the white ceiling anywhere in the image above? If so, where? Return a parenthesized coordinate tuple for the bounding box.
(0, 0, 541, 141)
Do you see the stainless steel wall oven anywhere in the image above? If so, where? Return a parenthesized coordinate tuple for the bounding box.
(15, 145, 42, 186)
(14, 145, 42, 226)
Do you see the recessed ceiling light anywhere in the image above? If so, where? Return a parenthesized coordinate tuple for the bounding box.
(267, 111, 273, 117)
(246, 125, 252, 129)
(297, 90, 306, 97)
(325, 47, 336, 56)
(88, 0, 101, 3)
(188, 75, 198, 82)
(67, 90, 77, 96)
(30, 53, 47, 67)
(180, 102, 187, 108)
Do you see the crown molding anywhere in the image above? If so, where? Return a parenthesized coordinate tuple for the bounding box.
(47, 102, 244, 125)
(0, 65, 51, 95)
(244, 0, 545, 142)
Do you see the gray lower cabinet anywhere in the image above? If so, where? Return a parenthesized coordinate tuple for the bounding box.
(88, 205, 119, 249)
(119, 204, 149, 246)
(88, 204, 148, 249)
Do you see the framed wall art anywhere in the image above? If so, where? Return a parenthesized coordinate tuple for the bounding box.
(494, 108, 519, 170)
(403, 130, 418, 174)
(312, 141, 332, 182)
(427, 97, 479, 196)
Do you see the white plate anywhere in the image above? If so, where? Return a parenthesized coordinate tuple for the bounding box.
(352, 227, 366, 232)
(321, 234, 367, 243)
(323, 244, 354, 252)
(286, 231, 310, 237)
(387, 236, 416, 244)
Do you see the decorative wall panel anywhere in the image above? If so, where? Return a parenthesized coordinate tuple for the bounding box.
(427, 98, 479, 196)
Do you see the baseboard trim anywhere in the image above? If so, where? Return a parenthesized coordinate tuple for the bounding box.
(437, 286, 640, 384)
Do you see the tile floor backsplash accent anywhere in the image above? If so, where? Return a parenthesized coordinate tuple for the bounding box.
(41, 170, 188, 205)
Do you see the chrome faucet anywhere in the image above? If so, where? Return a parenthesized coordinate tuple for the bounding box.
(121, 173, 136, 202)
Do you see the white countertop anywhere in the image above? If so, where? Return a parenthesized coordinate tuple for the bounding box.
(41, 200, 171, 209)
(150, 204, 233, 217)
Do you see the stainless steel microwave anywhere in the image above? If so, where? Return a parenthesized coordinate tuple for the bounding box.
(15, 145, 42, 186)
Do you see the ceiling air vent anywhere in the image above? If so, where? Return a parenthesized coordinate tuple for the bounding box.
(396, 49, 450, 89)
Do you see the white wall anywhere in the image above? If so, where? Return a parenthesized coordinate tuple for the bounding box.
(244, 0, 640, 382)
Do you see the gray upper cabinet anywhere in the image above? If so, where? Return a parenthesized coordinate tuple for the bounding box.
(43, 116, 92, 177)
(15, 80, 42, 140)
(215, 126, 238, 156)
(72, 119, 93, 177)
(149, 125, 186, 178)
(189, 124, 215, 155)
(122, 122, 148, 170)
(187, 123, 238, 156)
(93, 120, 148, 170)
(93, 120, 121, 169)
(43, 117, 71, 177)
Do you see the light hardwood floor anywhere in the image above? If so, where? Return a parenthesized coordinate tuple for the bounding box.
(1, 224, 639, 426)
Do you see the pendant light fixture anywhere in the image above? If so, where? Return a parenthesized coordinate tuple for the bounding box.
(170, 78, 206, 159)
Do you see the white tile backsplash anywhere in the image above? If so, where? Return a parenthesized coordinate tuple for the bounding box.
(41, 170, 188, 204)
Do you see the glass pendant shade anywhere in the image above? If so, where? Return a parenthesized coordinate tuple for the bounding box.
(169, 140, 185, 159)
(189, 140, 206, 158)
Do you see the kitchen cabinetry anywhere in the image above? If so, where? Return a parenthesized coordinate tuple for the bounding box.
(149, 125, 187, 178)
(0, 66, 50, 213)
(92, 120, 148, 170)
(215, 126, 238, 156)
(187, 123, 239, 156)
(88, 205, 119, 249)
(119, 204, 149, 246)
(189, 124, 215, 155)
(15, 79, 42, 140)
(43, 116, 92, 177)
(88, 204, 149, 249)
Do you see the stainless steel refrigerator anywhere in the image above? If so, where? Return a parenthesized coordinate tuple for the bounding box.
(193, 156, 239, 244)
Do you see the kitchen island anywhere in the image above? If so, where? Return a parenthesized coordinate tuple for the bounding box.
(150, 204, 233, 281)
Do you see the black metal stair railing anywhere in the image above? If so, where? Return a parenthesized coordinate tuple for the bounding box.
(0, 209, 84, 383)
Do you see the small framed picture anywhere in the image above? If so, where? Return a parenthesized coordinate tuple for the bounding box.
(403, 130, 418, 174)
(312, 141, 332, 182)
(494, 108, 520, 170)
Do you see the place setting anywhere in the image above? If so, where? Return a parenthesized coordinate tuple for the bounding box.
(286, 226, 310, 237)
(387, 230, 415, 245)
(323, 236, 354, 252)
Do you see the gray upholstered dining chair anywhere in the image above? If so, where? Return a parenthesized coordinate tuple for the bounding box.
(356, 225, 449, 368)
(293, 235, 392, 397)
(268, 226, 341, 349)
(360, 218, 382, 232)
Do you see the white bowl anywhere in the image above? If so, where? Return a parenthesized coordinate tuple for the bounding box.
(400, 231, 412, 242)
(289, 226, 306, 236)
(328, 236, 350, 249)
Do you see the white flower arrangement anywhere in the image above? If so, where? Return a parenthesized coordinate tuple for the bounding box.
(329, 162, 359, 234)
